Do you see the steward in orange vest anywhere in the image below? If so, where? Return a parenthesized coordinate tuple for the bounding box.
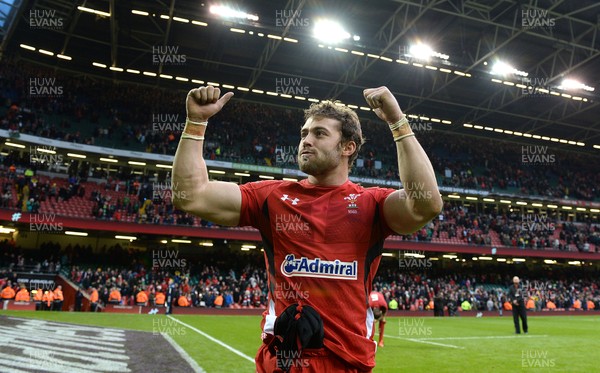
(53, 285, 64, 311)
(15, 285, 30, 302)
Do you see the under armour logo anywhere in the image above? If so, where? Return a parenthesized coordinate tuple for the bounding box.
(11, 213, 22, 222)
(281, 194, 299, 205)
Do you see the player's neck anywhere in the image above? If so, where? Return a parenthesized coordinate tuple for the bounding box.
(306, 168, 348, 187)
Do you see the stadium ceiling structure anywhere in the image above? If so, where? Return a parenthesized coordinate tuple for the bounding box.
(4, 0, 600, 150)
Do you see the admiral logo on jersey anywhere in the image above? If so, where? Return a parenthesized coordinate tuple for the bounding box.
(281, 254, 357, 280)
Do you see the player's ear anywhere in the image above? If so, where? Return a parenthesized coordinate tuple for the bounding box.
(341, 141, 356, 157)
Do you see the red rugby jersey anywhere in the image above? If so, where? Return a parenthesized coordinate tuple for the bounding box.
(239, 179, 395, 371)
(368, 291, 388, 311)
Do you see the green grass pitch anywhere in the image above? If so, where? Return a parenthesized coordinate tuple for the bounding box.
(1, 310, 597, 372)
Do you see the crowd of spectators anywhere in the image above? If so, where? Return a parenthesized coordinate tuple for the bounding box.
(1, 58, 599, 201)
(2, 160, 599, 252)
(3, 240, 598, 313)
(0, 239, 63, 274)
(372, 267, 600, 314)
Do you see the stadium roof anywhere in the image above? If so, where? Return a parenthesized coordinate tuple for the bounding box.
(5, 0, 600, 150)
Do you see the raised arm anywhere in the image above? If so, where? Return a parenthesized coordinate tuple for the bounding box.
(171, 86, 241, 226)
(363, 87, 443, 234)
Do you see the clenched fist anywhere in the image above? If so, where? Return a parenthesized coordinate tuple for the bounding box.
(186, 86, 234, 121)
(363, 86, 403, 124)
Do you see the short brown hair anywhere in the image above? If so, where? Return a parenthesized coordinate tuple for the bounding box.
(303, 100, 365, 167)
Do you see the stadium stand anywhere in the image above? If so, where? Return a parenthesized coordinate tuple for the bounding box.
(2, 59, 599, 201)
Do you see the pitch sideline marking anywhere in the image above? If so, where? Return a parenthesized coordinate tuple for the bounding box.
(385, 335, 465, 349)
(167, 316, 255, 363)
(162, 332, 207, 373)
(419, 335, 549, 341)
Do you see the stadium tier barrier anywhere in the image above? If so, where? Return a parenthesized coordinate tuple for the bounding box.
(2, 301, 597, 317)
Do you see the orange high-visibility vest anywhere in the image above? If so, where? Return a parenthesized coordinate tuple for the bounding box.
(155, 292, 165, 305)
(108, 290, 121, 302)
(177, 295, 189, 307)
(90, 289, 99, 302)
(42, 291, 54, 307)
(136, 291, 148, 304)
(526, 299, 535, 310)
(15, 289, 30, 302)
(53, 289, 64, 301)
(1, 287, 15, 299)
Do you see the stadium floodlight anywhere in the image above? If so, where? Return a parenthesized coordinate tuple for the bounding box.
(408, 44, 449, 61)
(0, 227, 16, 234)
(77, 6, 110, 17)
(99, 157, 118, 163)
(403, 252, 425, 258)
(172, 239, 192, 244)
(209, 5, 259, 21)
(313, 19, 351, 44)
(115, 235, 137, 241)
(557, 79, 595, 92)
(36, 147, 56, 154)
(490, 61, 528, 77)
(65, 231, 88, 237)
(5, 141, 25, 148)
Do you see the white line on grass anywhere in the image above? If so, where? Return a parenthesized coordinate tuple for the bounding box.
(419, 335, 548, 341)
(162, 332, 206, 373)
(386, 335, 465, 349)
(167, 316, 255, 363)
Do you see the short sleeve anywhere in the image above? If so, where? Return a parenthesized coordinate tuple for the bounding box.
(238, 180, 282, 228)
(369, 187, 396, 238)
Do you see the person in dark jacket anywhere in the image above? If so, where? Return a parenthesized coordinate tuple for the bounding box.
(507, 276, 528, 334)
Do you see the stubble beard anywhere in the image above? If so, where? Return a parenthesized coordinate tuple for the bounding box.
(298, 147, 342, 176)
